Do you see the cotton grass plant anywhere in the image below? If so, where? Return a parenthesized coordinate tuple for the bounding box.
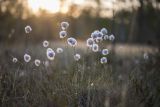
(0, 24, 159, 107)
(2, 21, 158, 107)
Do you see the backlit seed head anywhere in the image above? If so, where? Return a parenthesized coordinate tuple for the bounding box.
(92, 44, 99, 52)
(97, 32, 103, 38)
(67, 37, 77, 47)
(46, 48, 55, 60)
(24, 54, 31, 63)
(61, 22, 69, 30)
(104, 35, 109, 40)
(86, 38, 95, 47)
(35, 59, 41, 66)
(109, 34, 115, 41)
(12, 57, 18, 63)
(74, 54, 81, 61)
(93, 31, 103, 43)
(101, 28, 108, 35)
(100, 57, 107, 64)
(56, 48, 63, 53)
(102, 49, 109, 55)
(43, 40, 49, 47)
(25, 25, 32, 34)
(59, 31, 67, 38)
(91, 30, 99, 40)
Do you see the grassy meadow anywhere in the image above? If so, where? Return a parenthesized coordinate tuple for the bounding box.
(0, 41, 159, 107)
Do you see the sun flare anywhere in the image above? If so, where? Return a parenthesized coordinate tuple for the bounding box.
(28, 0, 60, 14)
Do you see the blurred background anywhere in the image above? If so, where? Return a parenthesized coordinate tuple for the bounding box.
(0, 0, 160, 46)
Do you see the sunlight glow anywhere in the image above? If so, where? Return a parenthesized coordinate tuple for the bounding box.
(28, 0, 60, 13)
(73, 0, 85, 5)
(27, 0, 117, 17)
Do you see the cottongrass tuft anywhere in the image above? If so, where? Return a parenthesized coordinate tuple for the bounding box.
(97, 32, 103, 38)
(92, 44, 99, 52)
(59, 31, 67, 38)
(43, 40, 49, 47)
(34, 59, 41, 66)
(104, 35, 109, 40)
(24, 54, 31, 63)
(102, 49, 109, 55)
(67, 37, 77, 47)
(109, 34, 115, 41)
(86, 38, 95, 47)
(46, 48, 55, 60)
(100, 57, 107, 64)
(25, 25, 32, 34)
(91, 30, 103, 43)
(61, 22, 69, 30)
(91, 30, 99, 40)
(12, 57, 18, 63)
(56, 48, 63, 53)
(101, 28, 108, 35)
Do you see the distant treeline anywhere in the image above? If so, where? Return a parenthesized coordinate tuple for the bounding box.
(0, 0, 160, 47)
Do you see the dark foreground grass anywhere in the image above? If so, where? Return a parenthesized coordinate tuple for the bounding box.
(0, 43, 159, 107)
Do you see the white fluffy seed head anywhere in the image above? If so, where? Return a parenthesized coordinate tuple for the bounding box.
(61, 22, 69, 30)
(101, 28, 108, 35)
(24, 54, 31, 63)
(67, 37, 77, 47)
(104, 35, 109, 40)
(59, 31, 67, 38)
(35, 59, 41, 66)
(12, 57, 18, 63)
(109, 34, 115, 41)
(97, 32, 103, 38)
(56, 48, 63, 53)
(25, 25, 32, 34)
(100, 57, 107, 64)
(86, 38, 95, 47)
(102, 49, 109, 55)
(91, 30, 103, 43)
(92, 44, 99, 52)
(43, 40, 49, 47)
(46, 48, 55, 60)
(91, 30, 99, 40)
(74, 54, 81, 61)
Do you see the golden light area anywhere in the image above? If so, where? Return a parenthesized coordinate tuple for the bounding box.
(73, 0, 85, 5)
(28, 0, 61, 14)
(27, 0, 85, 14)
